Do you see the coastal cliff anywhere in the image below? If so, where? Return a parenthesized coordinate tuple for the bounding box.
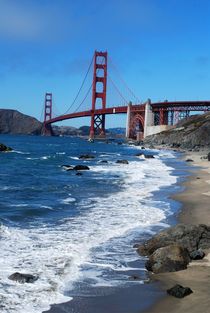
(144, 112, 210, 149)
(0, 109, 43, 135)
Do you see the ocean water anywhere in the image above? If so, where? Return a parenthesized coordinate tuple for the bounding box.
(0, 135, 184, 313)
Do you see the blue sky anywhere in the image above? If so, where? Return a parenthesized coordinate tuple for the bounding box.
(0, 0, 210, 128)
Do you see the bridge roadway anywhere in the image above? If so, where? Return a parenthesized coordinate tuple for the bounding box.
(45, 101, 210, 125)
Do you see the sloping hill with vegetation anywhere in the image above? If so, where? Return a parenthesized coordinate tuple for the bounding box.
(144, 112, 210, 149)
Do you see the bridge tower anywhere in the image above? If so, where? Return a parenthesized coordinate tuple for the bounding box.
(43, 93, 53, 136)
(89, 51, 107, 139)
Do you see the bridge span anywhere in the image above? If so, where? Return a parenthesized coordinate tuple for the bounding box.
(43, 51, 210, 139)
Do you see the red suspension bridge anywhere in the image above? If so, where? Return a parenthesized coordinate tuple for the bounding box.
(43, 51, 210, 139)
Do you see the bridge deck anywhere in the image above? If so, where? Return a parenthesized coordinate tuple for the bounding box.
(45, 101, 210, 125)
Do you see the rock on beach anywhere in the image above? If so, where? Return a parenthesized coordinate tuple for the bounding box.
(8, 272, 38, 284)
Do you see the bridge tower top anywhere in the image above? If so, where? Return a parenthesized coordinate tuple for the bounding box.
(44, 93, 52, 123)
(90, 51, 108, 138)
(43, 92, 53, 135)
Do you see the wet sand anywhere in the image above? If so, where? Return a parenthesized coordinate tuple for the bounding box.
(44, 283, 164, 313)
(144, 150, 210, 313)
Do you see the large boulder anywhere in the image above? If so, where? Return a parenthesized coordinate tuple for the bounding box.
(137, 224, 210, 256)
(61, 164, 90, 171)
(145, 244, 190, 273)
(0, 143, 12, 152)
(73, 165, 90, 171)
(8, 272, 38, 283)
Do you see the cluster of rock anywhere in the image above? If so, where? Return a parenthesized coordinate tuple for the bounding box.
(134, 224, 210, 298)
(136, 224, 210, 274)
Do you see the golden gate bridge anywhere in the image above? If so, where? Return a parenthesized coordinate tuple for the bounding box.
(42, 51, 210, 140)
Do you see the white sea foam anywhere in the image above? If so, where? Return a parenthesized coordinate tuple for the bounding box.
(0, 151, 177, 313)
(12, 150, 30, 155)
(61, 197, 76, 204)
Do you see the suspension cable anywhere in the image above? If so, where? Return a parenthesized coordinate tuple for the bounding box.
(73, 83, 93, 113)
(62, 55, 94, 115)
(72, 55, 105, 113)
(109, 56, 140, 103)
(108, 74, 129, 104)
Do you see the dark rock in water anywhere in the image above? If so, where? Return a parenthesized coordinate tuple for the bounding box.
(100, 160, 108, 163)
(74, 165, 90, 171)
(186, 159, 194, 162)
(8, 272, 38, 283)
(76, 172, 83, 176)
(62, 165, 74, 171)
(190, 249, 205, 260)
(116, 160, 129, 164)
(167, 284, 193, 298)
(144, 155, 155, 159)
(135, 153, 154, 159)
(62, 164, 90, 171)
(145, 244, 190, 273)
(208, 152, 210, 161)
(129, 275, 141, 280)
(137, 224, 210, 256)
(79, 154, 95, 159)
(0, 143, 12, 152)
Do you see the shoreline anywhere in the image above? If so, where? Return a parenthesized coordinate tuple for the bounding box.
(43, 148, 189, 313)
(43, 148, 210, 313)
(143, 149, 210, 313)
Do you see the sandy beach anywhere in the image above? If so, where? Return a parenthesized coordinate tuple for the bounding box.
(144, 149, 210, 313)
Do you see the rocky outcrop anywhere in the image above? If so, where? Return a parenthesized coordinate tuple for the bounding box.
(0, 109, 42, 135)
(167, 284, 193, 298)
(144, 112, 210, 150)
(0, 143, 12, 152)
(145, 244, 190, 273)
(8, 272, 38, 283)
(137, 224, 210, 256)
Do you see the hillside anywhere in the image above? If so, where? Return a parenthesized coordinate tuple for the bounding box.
(144, 112, 210, 149)
(0, 109, 125, 137)
(0, 109, 43, 135)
